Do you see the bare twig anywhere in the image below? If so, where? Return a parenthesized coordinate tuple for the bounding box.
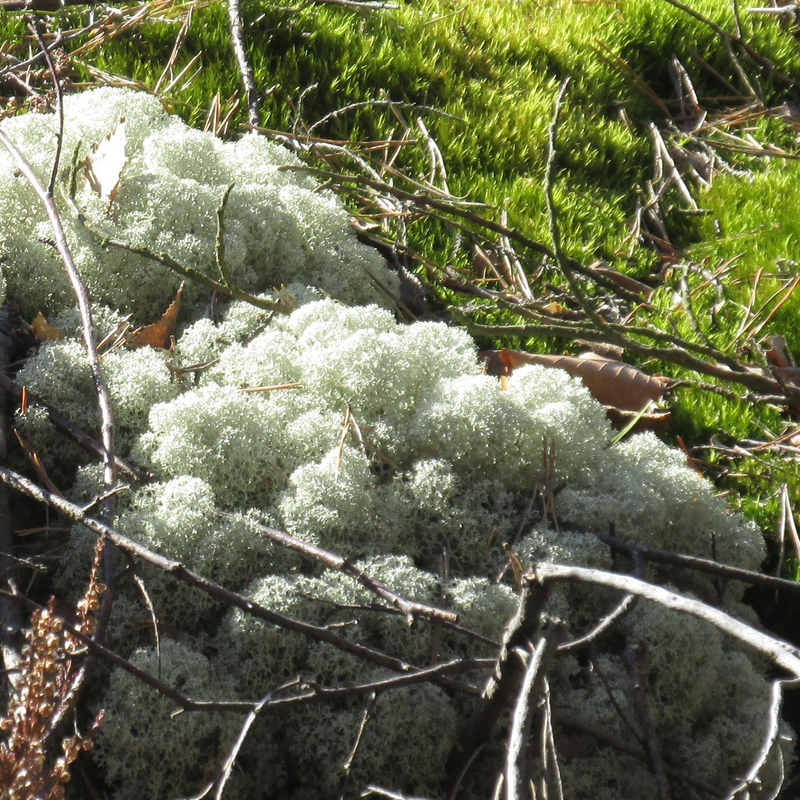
(0, 588, 490, 713)
(82, 227, 287, 312)
(208, 691, 274, 800)
(532, 563, 800, 678)
(554, 712, 717, 794)
(596, 531, 800, 596)
(722, 678, 790, 800)
(504, 624, 563, 800)
(452, 309, 800, 405)
(361, 787, 435, 800)
(28, 20, 64, 195)
(0, 466, 482, 695)
(540, 679, 564, 800)
(0, 68, 119, 736)
(445, 581, 551, 793)
(624, 645, 672, 800)
(557, 593, 637, 653)
(250, 518, 458, 624)
(0, 307, 22, 695)
(0, 91, 117, 528)
(340, 692, 378, 799)
(0, 373, 151, 484)
(227, 0, 260, 129)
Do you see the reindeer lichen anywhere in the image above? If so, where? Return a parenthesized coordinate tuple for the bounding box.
(1, 89, 792, 800)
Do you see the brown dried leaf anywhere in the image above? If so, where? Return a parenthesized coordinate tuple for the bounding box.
(30, 311, 65, 342)
(767, 336, 792, 369)
(84, 117, 127, 204)
(483, 348, 672, 411)
(128, 282, 184, 349)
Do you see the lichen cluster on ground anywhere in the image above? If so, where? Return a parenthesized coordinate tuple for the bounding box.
(0, 88, 794, 799)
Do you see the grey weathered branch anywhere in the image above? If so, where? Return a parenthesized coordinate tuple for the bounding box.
(532, 563, 800, 678)
(0, 466, 482, 695)
(504, 625, 563, 800)
(252, 517, 458, 624)
(227, 0, 260, 129)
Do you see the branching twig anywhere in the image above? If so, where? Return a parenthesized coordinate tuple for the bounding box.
(504, 624, 563, 800)
(722, 678, 790, 800)
(0, 373, 151, 484)
(532, 563, 800, 678)
(0, 466, 482, 695)
(85, 228, 287, 312)
(445, 581, 551, 793)
(0, 69, 120, 741)
(0, 86, 117, 529)
(251, 518, 458, 624)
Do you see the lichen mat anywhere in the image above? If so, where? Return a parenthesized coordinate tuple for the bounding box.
(0, 89, 792, 800)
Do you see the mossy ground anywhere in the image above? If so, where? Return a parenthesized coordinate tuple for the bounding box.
(1, 0, 799, 537)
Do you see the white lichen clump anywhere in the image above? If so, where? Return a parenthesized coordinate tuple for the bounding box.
(1, 90, 792, 800)
(0, 88, 397, 320)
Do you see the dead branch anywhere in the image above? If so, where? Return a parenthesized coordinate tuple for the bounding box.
(722, 678, 791, 800)
(504, 624, 563, 800)
(453, 309, 800, 405)
(0, 87, 117, 528)
(445, 581, 551, 793)
(0, 373, 152, 484)
(553, 712, 717, 795)
(540, 679, 564, 800)
(83, 227, 288, 313)
(557, 593, 637, 654)
(662, 0, 797, 90)
(532, 563, 800, 678)
(362, 787, 435, 800)
(624, 645, 672, 800)
(0, 307, 23, 695)
(226, 0, 260, 129)
(4, 588, 494, 717)
(545, 77, 610, 333)
(0, 466, 483, 695)
(596, 531, 800, 596)
(250, 517, 458, 624)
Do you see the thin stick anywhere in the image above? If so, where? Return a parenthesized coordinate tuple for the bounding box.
(504, 626, 562, 800)
(210, 691, 273, 800)
(0, 113, 116, 530)
(625, 645, 672, 800)
(541, 679, 564, 800)
(250, 518, 458, 624)
(0, 466, 481, 695)
(0, 373, 151, 483)
(557, 593, 637, 653)
(0, 308, 22, 695)
(29, 20, 64, 195)
(722, 678, 790, 800)
(596, 531, 800, 597)
(532, 563, 800, 678)
(227, 0, 260, 129)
